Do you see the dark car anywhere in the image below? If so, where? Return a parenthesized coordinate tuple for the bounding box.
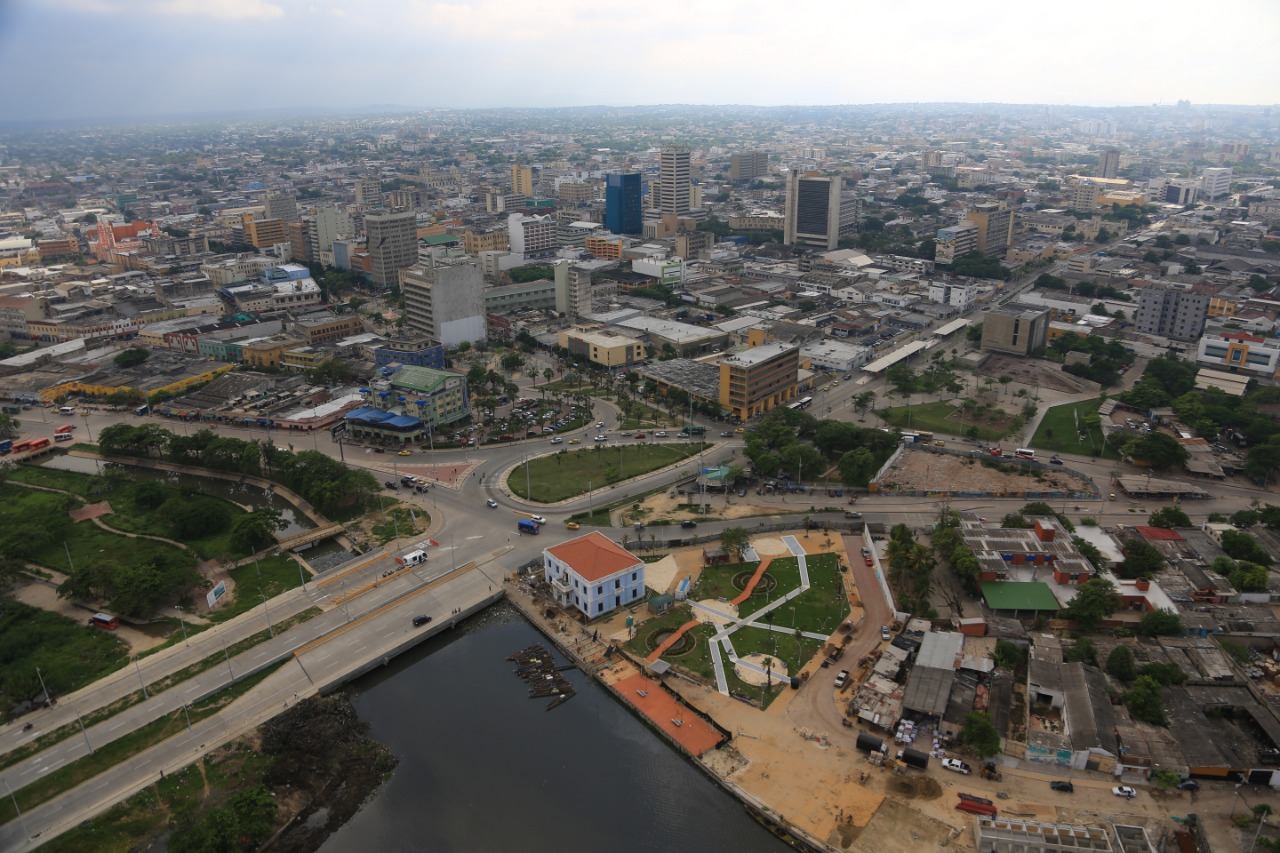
(1050, 781, 1074, 793)
(1179, 779, 1200, 791)
(680, 520, 697, 529)
(384, 481, 397, 489)
(412, 615, 432, 627)
(1049, 456, 1063, 465)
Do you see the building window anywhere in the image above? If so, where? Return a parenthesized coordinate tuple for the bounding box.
(597, 602, 604, 613)
(631, 572, 637, 581)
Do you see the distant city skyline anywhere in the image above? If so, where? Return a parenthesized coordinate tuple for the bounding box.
(1, 0, 1277, 122)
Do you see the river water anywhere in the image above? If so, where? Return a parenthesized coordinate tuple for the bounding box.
(321, 606, 789, 853)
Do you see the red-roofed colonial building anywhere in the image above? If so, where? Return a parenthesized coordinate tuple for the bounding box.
(544, 531, 645, 619)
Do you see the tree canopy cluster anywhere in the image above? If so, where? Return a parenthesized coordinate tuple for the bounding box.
(97, 424, 379, 518)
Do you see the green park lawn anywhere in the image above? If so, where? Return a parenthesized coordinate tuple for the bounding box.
(0, 600, 129, 718)
(508, 443, 702, 502)
(879, 400, 1015, 441)
(1030, 397, 1118, 460)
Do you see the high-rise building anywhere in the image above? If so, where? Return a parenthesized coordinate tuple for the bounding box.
(303, 207, 353, 264)
(354, 175, 383, 207)
(365, 210, 418, 289)
(286, 220, 308, 261)
(243, 215, 286, 250)
(1201, 167, 1233, 201)
(605, 173, 642, 235)
(1098, 149, 1121, 180)
(719, 343, 800, 422)
(658, 146, 691, 216)
(401, 260, 486, 347)
(508, 213, 557, 257)
(511, 164, 534, 197)
(783, 171, 842, 251)
(964, 202, 1014, 258)
(264, 195, 300, 223)
(730, 151, 769, 182)
(935, 222, 979, 264)
(1066, 183, 1100, 212)
(1135, 283, 1208, 341)
(981, 304, 1049, 356)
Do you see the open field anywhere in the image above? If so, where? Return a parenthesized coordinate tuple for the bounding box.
(1030, 397, 1119, 460)
(877, 447, 1094, 495)
(508, 443, 702, 502)
(879, 400, 1016, 441)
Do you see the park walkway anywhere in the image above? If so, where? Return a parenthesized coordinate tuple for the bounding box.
(730, 556, 774, 606)
(645, 619, 700, 664)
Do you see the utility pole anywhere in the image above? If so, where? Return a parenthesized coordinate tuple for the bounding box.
(4, 778, 29, 840)
(34, 666, 50, 707)
(133, 656, 149, 699)
(260, 593, 274, 638)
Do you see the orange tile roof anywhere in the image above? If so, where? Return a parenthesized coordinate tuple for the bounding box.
(546, 531, 641, 582)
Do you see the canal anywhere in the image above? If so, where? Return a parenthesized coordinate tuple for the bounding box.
(321, 605, 789, 853)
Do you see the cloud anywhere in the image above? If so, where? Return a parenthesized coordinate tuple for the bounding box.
(151, 0, 285, 21)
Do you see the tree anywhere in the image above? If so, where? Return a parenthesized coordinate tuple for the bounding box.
(960, 711, 1001, 757)
(991, 640, 1024, 671)
(1123, 675, 1168, 726)
(307, 359, 354, 386)
(1129, 432, 1188, 470)
(1117, 537, 1165, 579)
(113, 348, 149, 368)
(1106, 645, 1137, 683)
(1221, 529, 1272, 565)
(1064, 637, 1097, 665)
(720, 527, 750, 562)
(229, 508, 287, 554)
(1148, 506, 1191, 528)
(1245, 444, 1280, 484)
(500, 352, 525, 373)
(1060, 579, 1119, 631)
(1136, 609, 1183, 637)
(1229, 561, 1269, 593)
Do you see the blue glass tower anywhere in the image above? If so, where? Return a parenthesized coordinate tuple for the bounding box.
(605, 173, 642, 235)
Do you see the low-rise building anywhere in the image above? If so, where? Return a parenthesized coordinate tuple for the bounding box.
(1196, 331, 1280, 378)
(373, 334, 446, 370)
(292, 313, 364, 344)
(981, 303, 1049, 356)
(543, 531, 645, 619)
(558, 328, 646, 370)
(384, 365, 470, 428)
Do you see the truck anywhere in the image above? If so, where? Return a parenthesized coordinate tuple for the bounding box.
(897, 747, 930, 770)
(517, 519, 540, 535)
(684, 426, 706, 436)
(396, 549, 428, 567)
(135, 404, 150, 416)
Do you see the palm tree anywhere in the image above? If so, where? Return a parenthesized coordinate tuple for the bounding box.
(543, 367, 554, 386)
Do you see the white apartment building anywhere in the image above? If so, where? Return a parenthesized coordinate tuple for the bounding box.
(1201, 167, 1233, 201)
(508, 213, 557, 257)
(928, 281, 976, 311)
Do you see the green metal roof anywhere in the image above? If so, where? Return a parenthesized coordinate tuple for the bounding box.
(980, 582, 1060, 612)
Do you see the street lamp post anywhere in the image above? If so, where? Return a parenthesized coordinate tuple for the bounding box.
(72, 703, 92, 753)
(3, 778, 29, 839)
(35, 666, 51, 708)
(133, 656, 149, 699)
(260, 592, 274, 638)
(174, 607, 189, 647)
(219, 634, 234, 679)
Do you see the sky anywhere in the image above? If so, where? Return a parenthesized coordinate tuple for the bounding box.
(0, 0, 1278, 122)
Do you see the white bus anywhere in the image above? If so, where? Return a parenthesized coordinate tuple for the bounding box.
(1013, 448, 1036, 459)
(396, 549, 428, 567)
(787, 396, 813, 411)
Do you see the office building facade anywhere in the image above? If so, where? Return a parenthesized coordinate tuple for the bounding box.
(658, 146, 692, 216)
(1098, 149, 1120, 180)
(1201, 167, 1232, 201)
(981, 304, 1049, 356)
(965, 202, 1014, 258)
(719, 342, 800, 421)
(508, 213, 557, 257)
(366, 210, 418, 289)
(730, 151, 769, 182)
(605, 173, 643, 235)
(401, 261, 486, 347)
(784, 172, 842, 251)
(511, 164, 535, 197)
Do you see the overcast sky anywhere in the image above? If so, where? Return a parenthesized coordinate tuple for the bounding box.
(2, 0, 1278, 122)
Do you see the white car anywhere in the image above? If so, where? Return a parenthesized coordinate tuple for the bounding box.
(550, 437, 564, 444)
(834, 669, 849, 688)
(654, 431, 668, 438)
(941, 758, 971, 775)
(1111, 786, 1137, 799)
(530, 515, 547, 525)
(596, 421, 605, 428)
(486, 499, 498, 508)
(594, 434, 608, 442)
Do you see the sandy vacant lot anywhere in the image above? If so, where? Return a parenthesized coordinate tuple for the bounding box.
(880, 447, 1093, 494)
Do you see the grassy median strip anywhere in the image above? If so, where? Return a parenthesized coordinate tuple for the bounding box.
(0, 661, 287, 825)
(509, 443, 703, 502)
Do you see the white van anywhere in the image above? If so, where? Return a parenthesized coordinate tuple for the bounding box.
(1013, 448, 1035, 459)
(58, 406, 76, 416)
(396, 549, 428, 567)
